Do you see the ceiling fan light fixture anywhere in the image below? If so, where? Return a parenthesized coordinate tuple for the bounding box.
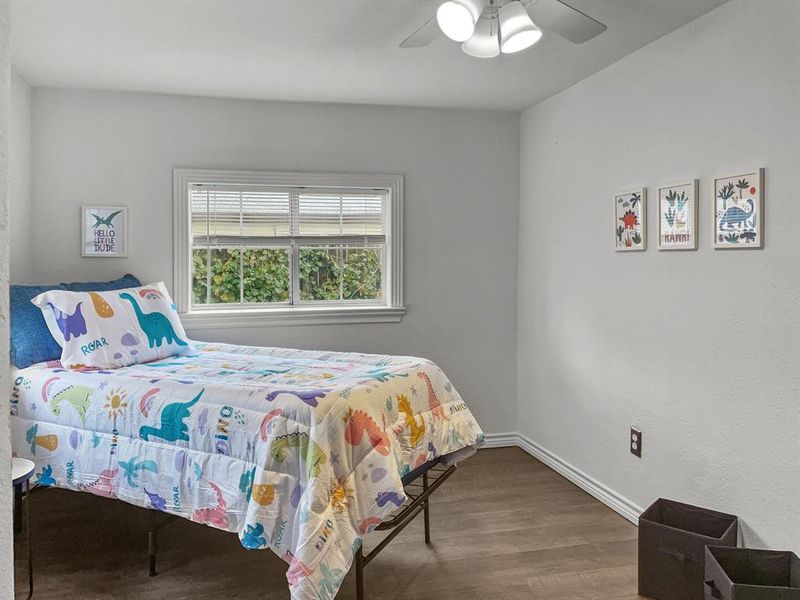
(462, 14, 500, 58)
(499, 1, 542, 54)
(437, 0, 483, 43)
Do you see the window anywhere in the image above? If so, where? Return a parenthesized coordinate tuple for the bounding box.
(174, 169, 404, 328)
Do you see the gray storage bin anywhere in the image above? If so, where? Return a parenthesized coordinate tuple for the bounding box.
(705, 546, 800, 599)
(639, 498, 738, 600)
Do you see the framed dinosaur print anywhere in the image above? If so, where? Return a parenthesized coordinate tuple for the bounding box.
(614, 188, 646, 251)
(658, 180, 698, 250)
(82, 205, 128, 257)
(713, 169, 764, 249)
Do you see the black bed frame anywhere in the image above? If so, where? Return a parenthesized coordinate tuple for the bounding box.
(354, 462, 456, 600)
(147, 461, 458, 599)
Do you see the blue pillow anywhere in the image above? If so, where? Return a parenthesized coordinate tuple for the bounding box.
(10, 274, 143, 368)
(10, 283, 67, 368)
(61, 273, 141, 292)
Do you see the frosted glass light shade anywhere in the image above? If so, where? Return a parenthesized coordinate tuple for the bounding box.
(462, 16, 500, 58)
(499, 1, 542, 54)
(437, 0, 484, 43)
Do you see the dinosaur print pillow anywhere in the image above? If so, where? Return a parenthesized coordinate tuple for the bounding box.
(31, 281, 193, 369)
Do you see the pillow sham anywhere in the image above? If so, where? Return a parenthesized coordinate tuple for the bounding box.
(31, 282, 192, 369)
(61, 273, 141, 292)
(11, 275, 144, 368)
(10, 283, 68, 368)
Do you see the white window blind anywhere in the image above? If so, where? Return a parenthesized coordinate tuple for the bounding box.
(190, 186, 385, 245)
(298, 192, 385, 237)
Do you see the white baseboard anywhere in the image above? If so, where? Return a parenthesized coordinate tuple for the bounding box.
(481, 432, 519, 448)
(482, 432, 643, 525)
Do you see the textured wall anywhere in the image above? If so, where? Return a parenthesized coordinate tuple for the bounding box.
(518, 0, 800, 549)
(9, 69, 31, 283)
(27, 90, 520, 434)
(0, 0, 15, 595)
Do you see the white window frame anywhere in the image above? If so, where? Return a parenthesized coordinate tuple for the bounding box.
(173, 168, 405, 329)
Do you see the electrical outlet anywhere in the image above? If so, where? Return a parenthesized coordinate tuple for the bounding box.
(630, 427, 642, 458)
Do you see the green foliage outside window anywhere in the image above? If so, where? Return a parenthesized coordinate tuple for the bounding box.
(192, 246, 381, 305)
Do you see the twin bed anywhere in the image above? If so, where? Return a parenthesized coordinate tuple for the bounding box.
(11, 337, 484, 599)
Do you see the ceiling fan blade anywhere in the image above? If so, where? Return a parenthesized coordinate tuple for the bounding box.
(529, 0, 607, 44)
(400, 17, 440, 48)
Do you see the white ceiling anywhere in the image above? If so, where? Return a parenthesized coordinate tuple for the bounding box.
(10, 0, 730, 111)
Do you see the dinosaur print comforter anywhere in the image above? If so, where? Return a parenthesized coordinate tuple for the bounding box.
(9, 341, 484, 599)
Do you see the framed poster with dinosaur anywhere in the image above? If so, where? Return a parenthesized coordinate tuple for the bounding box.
(713, 169, 764, 249)
(82, 205, 128, 257)
(614, 188, 646, 251)
(658, 180, 698, 250)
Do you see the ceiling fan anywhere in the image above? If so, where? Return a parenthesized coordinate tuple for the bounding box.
(400, 0, 607, 58)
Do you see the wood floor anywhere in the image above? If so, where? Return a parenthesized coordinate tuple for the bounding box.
(14, 447, 644, 599)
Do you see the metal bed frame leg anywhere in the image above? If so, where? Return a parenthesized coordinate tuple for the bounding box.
(355, 543, 365, 600)
(148, 511, 158, 577)
(422, 471, 431, 545)
(353, 464, 455, 598)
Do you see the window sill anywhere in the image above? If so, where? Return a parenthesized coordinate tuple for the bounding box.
(179, 305, 406, 330)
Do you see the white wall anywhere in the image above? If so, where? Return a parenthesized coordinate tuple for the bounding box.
(27, 90, 520, 434)
(518, 0, 800, 550)
(10, 68, 31, 283)
(0, 0, 14, 595)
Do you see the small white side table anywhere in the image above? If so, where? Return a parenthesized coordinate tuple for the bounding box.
(12, 458, 34, 600)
